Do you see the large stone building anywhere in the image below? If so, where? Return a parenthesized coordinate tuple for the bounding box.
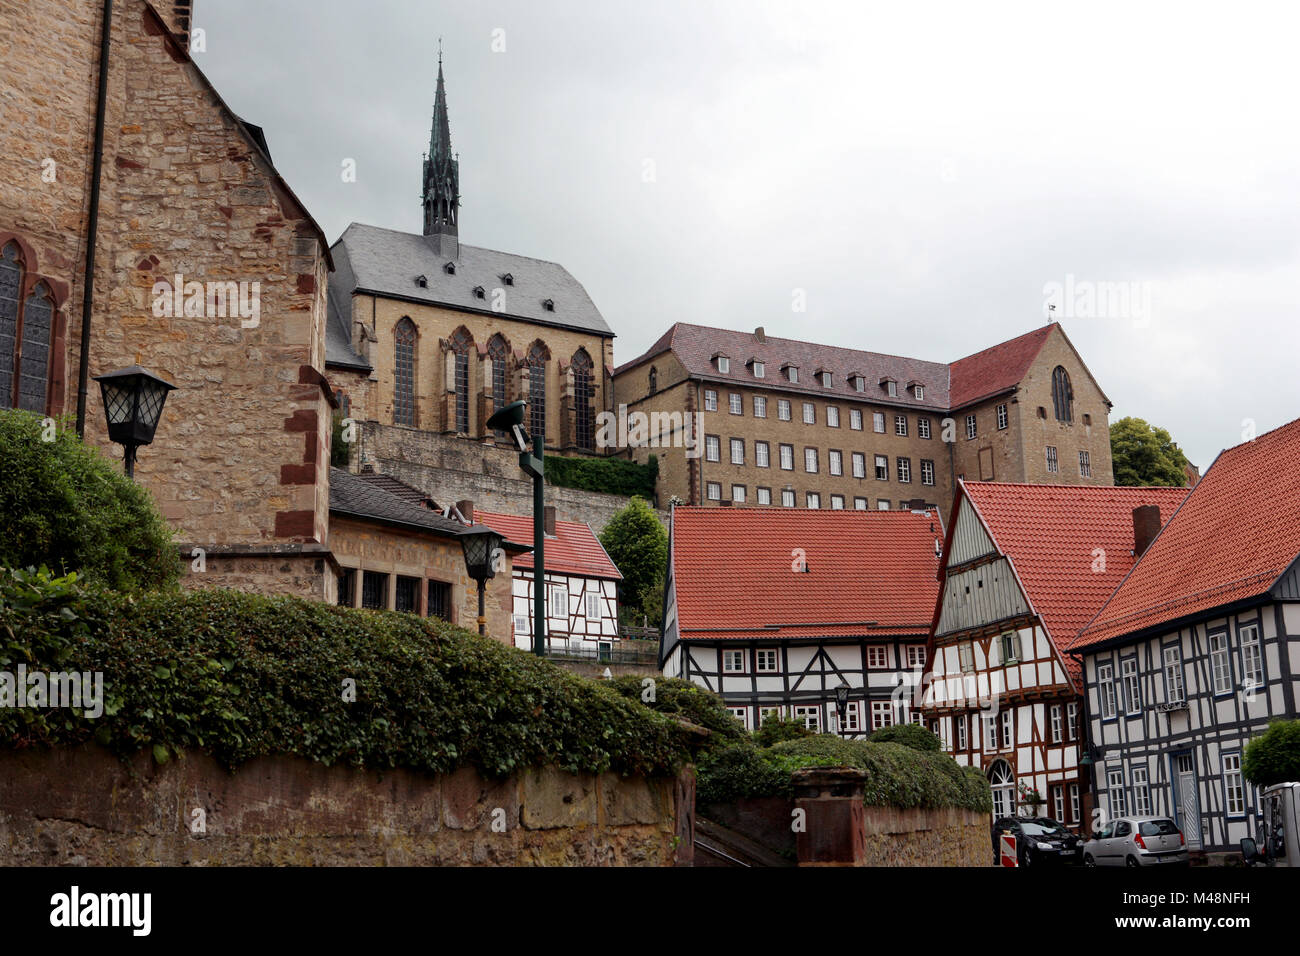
(612, 321, 1115, 518)
(326, 59, 616, 463)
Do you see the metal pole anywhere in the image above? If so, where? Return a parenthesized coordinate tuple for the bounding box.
(532, 433, 545, 657)
(477, 578, 486, 636)
(123, 444, 137, 481)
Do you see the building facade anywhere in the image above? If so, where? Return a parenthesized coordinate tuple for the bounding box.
(612, 322, 1116, 518)
(326, 60, 616, 462)
(662, 506, 943, 736)
(1073, 417, 1300, 861)
(923, 481, 1187, 830)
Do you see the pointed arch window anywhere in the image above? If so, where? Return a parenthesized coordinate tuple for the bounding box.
(0, 241, 54, 412)
(527, 341, 548, 444)
(572, 348, 594, 451)
(487, 334, 510, 434)
(648, 365, 658, 396)
(449, 326, 473, 434)
(393, 317, 417, 427)
(1051, 365, 1073, 422)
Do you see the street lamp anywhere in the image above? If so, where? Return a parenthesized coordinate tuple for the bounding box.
(835, 682, 850, 738)
(485, 400, 546, 657)
(460, 524, 505, 637)
(92, 365, 176, 480)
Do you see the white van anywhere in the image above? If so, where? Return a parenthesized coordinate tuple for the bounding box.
(1241, 782, 1299, 867)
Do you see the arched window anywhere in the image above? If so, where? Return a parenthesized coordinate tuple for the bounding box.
(487, 334, 510, 433)
(648, 365, 658, 396)
(0, 241, 24, 408)
(526, 341, 549, 444)
(989, 759, 1015, 819)
(393, 317, 417, 427)
(449, 326, 473, 434)
(19, 282, 53, 412)
(571, 348, 594, 451)
(1051, 366, 1073, 423)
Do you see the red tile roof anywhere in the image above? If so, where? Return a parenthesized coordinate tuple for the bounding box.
(475, 511, 622, 581)
(946, 325, 1053, 408)
(670, 507, 943, 642)
(616, 321, 1071, 412)
(1074, 416, 1300, 649)
(959, 482, 1190, 684)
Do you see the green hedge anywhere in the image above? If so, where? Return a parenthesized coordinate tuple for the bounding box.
(0, 571, 692, 778)
(544, 454, 658, 499)
(868, 722, 942, 751)
(0, 409, 179, 591)
(1243, 719, 1300, 787)
(607, 675, 750, 751)
(698, 735, 992, 812)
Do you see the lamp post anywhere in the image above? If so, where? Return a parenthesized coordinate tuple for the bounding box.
(835, 682, 850, 738)
(92, 365, 176, 480)
(459, 524, 505, 637)
(486, 400, 546, 657)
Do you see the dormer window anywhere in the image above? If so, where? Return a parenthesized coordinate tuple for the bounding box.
(472, 286, 485, 299)
(715, 354, 730, 374)
(819, 370, 833, 388)
(912, 383, 925, 400)
(501, 273, 514, 286)
(415, 275, 428, 288)
(751, 360, 765, 379)
(881, 377, 897, 398)
(542, 299, 555, 312)
(851, 374, 866, 393)
(783, 364, 799, 384)
(443, 262, 456, 275)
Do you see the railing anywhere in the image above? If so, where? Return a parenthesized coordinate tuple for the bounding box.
(541, 639, 659, 666)
(619, 625, 662, 642)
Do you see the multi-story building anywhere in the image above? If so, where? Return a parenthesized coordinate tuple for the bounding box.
(612, 322, 1116, 519)
(1071, 416, 1300, 862)
(326, 59, 615, 459)
(923, 481, 1187, 830)
(662, 506, 943, 736)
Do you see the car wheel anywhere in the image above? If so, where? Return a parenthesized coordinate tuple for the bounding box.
(1126, 855, 1140, 867)
(1083, 853, 1096, 867)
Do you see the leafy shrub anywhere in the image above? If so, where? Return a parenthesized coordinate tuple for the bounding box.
(546, 454, 658, 499)
(753, 714, 814, 747)
(868, 722, 942, 752)
(599, 496, 668, 624)
(696, 743, 795, 806)
(607, 675, 749, 753)
(0, 577, 692, 778)
(1243, 719, 1300, 787)
(0, 410, 179, 591)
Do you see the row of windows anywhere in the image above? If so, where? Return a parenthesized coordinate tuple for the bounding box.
(708, 356, 929, 400)
(1094, 621, 1264, 720)
(703, 389, 942, 436)
(512, 587, 605, 633)
(705, 483, 925, 511)
(1105, 753, 1249, 819)
(703, 437, 936, 483)
(338, 567, 453, 619)
(949, 631, 1030, 672)
(1045, 445, 1092, 477)
(729, 699, 928, 734)
(719, 645, 926, 675)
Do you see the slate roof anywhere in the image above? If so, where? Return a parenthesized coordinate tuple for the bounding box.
(615, 322, 1065, 412)
(356, 472, 437, 507)
(1074, 416, 1300, 649)
(669, 507, 943, 642)
(325, 222, 613, 369)
(957, 482, 1190, 685)
(475, 511, 622, 580)
(329, 467, 472, 539)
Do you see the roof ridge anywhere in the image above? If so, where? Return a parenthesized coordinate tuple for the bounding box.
(337, 221, 570, 269)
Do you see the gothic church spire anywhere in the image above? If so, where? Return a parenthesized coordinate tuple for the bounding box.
(422, 52, 459, 256)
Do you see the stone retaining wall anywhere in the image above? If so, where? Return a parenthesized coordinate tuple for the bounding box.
(0, 745, 693, 867)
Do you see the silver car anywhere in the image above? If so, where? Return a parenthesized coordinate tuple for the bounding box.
(1082, 816, 1190, 867)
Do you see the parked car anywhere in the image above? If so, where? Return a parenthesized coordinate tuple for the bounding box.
(991, 816, 1082, 866)
(1082, 816, 1189, 867)
(1241, 782, 1298, 867)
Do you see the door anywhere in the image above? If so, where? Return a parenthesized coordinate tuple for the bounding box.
(1175, 754, 1202, 849)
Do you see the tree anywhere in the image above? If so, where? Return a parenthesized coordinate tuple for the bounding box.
(1243, 719, 1300, 787)
(0, 409, 180, 591)
(1110, 416, 1191, 486)
(598, 496, 667, 626)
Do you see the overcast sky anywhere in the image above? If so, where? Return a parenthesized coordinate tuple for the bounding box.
(194, 0, 1299, 469)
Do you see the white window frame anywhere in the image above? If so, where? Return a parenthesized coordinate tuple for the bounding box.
(897, 458, 911, 483)
(730, 437, 745, 465)
(913, 384, 924, 400)
(755, 441, 770, 468)
(1066, 702, 1078, 740)
(920, 459, 935, 485)
(1239, 622, 1263, 690)
(918, 417, 931, 439)
(753, 395, 767, 417)
(548, 585, 569, 619)
(585, 591, 602, 621)
(1223, 753, 1245, 816)
(906, 645, 926, 669)
(1122, 656, 1141, 714)
(965, 414, 976, 440)
(854, 497, 868, 510)
(753, 361, 765, 379)
(802, 402, 816, 425)
(806, 492, 820, 509)
(755, 648, 779, 673)
(706, 481, 722, 501)
(871, 700, 895, 730)
(829, 449, 843, 476)
(729, 392, 743, 415)
(1079, 450, 1091, 477)
(1132, 766, 1152, 816)
(827, 406, 840, 428)
(722, 649, 746, 673)
(1053, 786, 1065, 823)
(830, 494, 844, 510)
(705, 435, 720, 462)
(1163, 645, 1185, 703)
(778, 399, 792, 421)
(704, 389, 717, 412)
(1050, 704, 1062, 743)
(804, 447, 818, 473)
(999, 708, 1013, 750)
(850, 408, 863, 430)
(874, 455, 888, 480)
(756, 487, 772, 505)
(731, 484, 746, 503)
(1108, 770, 1127, 817)
(513, 613, 529, 634)
(726, 705, 748, 728)
(781, 489, 795, 507)
(867, 645, 889, 669)
(894, 415, 908, 436)
(852, 452, 866, 478)
(1046, 445, 1058, 473)
(956, 714, 968, 750)
(793, 705, 821, 733)
(996, 403, 1008, 430)
(1069, 784, 1081, 823)
(1209, 630, 1232, 695)
(717, 356, 730, 374)
(984, 714, 998, 752)
(779, 443, 794, 470)
(1097, 661, 1117, 719)
(958, 642, 974, 673)
(873, 412, 885, 433)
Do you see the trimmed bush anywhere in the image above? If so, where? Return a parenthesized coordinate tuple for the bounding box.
(607, 675, 749, 751)
(545, 454, 658, 499)
(754, 714, 814, 747)
(0, 410, 179, 591)
(1243, 719, 1300, 787)
(0, 574, 692, 778)
(868, 722, 942, 752)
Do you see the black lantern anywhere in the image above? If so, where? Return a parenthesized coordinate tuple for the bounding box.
(835, 682, 850, 737)
(92, 365, 177, 479)
(460, 524, 505, 636)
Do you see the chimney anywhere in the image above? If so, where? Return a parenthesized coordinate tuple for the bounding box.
(1132, 505, 1161, 558)
(543, 505, 557, 537)
(754, 327, 766, 343)
(456, 499, 474, 524)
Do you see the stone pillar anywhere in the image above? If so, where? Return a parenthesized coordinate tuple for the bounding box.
(792, 767, 867, 866)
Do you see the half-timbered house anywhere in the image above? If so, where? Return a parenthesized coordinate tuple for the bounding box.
(923, 481, 1188, 830)
(1072, 417, 1300, 861)
(662, 506, 943, 736)
(476, 508, 622, 657)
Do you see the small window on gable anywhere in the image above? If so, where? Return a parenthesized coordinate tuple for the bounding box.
(542, 299, 554, 312)
(443, 262, 456, 275)
(501, 273, 514, 285)
(851, 374, 865, 392)
(472, 286, 485, 299)
(913, 384, 924, 400)
(415, 274, 428, 288)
